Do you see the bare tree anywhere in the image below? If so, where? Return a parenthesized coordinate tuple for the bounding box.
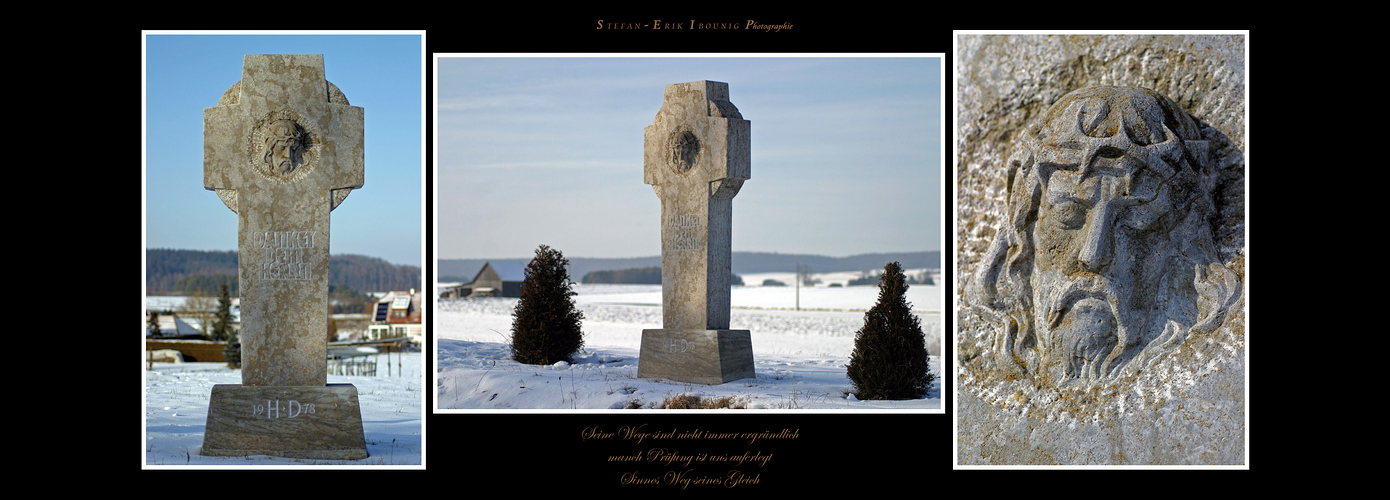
(178, 291, 218, 337)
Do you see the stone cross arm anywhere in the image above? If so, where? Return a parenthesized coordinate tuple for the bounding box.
(644, 80, 750, 196)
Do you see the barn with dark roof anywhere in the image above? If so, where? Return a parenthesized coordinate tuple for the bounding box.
(441, 261, 526, 298)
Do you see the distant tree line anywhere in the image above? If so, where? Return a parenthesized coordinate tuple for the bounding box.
(847, 269, 935, 287)
(329, 284, 376, 315)
(729, 251, 939, 274)
(147, 249, 421, 295)
(327, 254, 422, 294)
(582, 266, 662, 284)
(146, 249, 238, 292)
(581, 266, 743, 286)
(440, 251, 938, 282)
(175, 274, 238, 296)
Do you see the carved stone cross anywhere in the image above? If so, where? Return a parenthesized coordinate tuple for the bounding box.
(637, 81, 755, 384)
(200, 54, 366, 459)
(203, 54, 364, 387)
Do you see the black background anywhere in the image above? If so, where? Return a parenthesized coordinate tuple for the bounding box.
(134, 11, 1261, 483)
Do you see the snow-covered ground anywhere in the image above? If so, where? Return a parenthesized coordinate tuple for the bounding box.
(144, 352, 424, 467)
(142, 275, 938, 468)
(435, 281, 942, 411)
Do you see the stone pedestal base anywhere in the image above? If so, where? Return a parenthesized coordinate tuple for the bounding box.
(638, 329, 754, 384)
(201, 384, 368, 460)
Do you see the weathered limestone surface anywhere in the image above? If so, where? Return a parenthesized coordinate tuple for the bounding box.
(638, 330, 754, 385)
(638, 81, 755, 384)
(204, 54, 364, 387)
(201, 54, 367, 459)
(201, 385, 367, 459)
(955, 35, 1246, 465)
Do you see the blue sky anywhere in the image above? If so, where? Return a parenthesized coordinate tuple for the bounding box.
(143, 32, 425, 267)
(435, 55, 942, 260)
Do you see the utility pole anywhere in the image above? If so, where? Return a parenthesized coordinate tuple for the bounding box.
(795, 263, 804, 311)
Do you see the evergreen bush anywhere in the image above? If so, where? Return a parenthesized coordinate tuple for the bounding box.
(211, 284, 234, 342)
(510, 245, 585, 364)
(147, 312, 161, 337)
(223, 330, 241, 368)
(846, 261, 932, 400)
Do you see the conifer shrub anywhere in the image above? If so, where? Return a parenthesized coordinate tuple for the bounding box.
(147, 312, 161, 337)
(510, 245, 586, 365)
(846, 261, 932, 400)
(211, 284, 234, 342)
(223, 330, 241, 368)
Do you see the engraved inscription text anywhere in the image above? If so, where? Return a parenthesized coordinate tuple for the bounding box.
(667, 338, 691, 353)
(252, 398, 317, 418)
(669, 214, 701, 251)
(253, 230, 314, 280)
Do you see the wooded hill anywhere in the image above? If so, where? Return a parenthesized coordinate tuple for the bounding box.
(581, 266, 662, 284)
(440, 251, 940, 283)
(146, 249, 422, 295)
(580, 266, 745, 285)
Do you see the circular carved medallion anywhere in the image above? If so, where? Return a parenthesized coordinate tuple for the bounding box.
(247, 109, 319, 181)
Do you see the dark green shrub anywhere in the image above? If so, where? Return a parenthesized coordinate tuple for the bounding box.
(846, 262, 932, 400)
(211, 284, 234, 342)
(223, 330, 241, 368)
(510, 245, 585, 364)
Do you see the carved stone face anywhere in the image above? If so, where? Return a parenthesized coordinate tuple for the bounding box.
(1028, 87, 1198, 380)
(668, 130, 700, 174)
(972, 86, 1225, 385)
(263, 119, 304, 174)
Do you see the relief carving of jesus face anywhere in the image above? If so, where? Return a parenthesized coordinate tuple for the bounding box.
(263, 119, 305, 175)
(970, 86, 1235, 386)
(669, 130, 700, 174)
(1030, 107, 1182, 381)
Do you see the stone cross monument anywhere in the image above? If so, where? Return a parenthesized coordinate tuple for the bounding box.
(200, 54, 368, 459)
(637, 81, 755, 384)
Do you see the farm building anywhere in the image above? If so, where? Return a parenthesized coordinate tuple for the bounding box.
(440, 261, 526, 298)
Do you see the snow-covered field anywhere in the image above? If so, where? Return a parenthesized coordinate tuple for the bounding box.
(144, 352, 424, 467)
(435, 280, 942, 411)
(142, 275, 938, 468)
